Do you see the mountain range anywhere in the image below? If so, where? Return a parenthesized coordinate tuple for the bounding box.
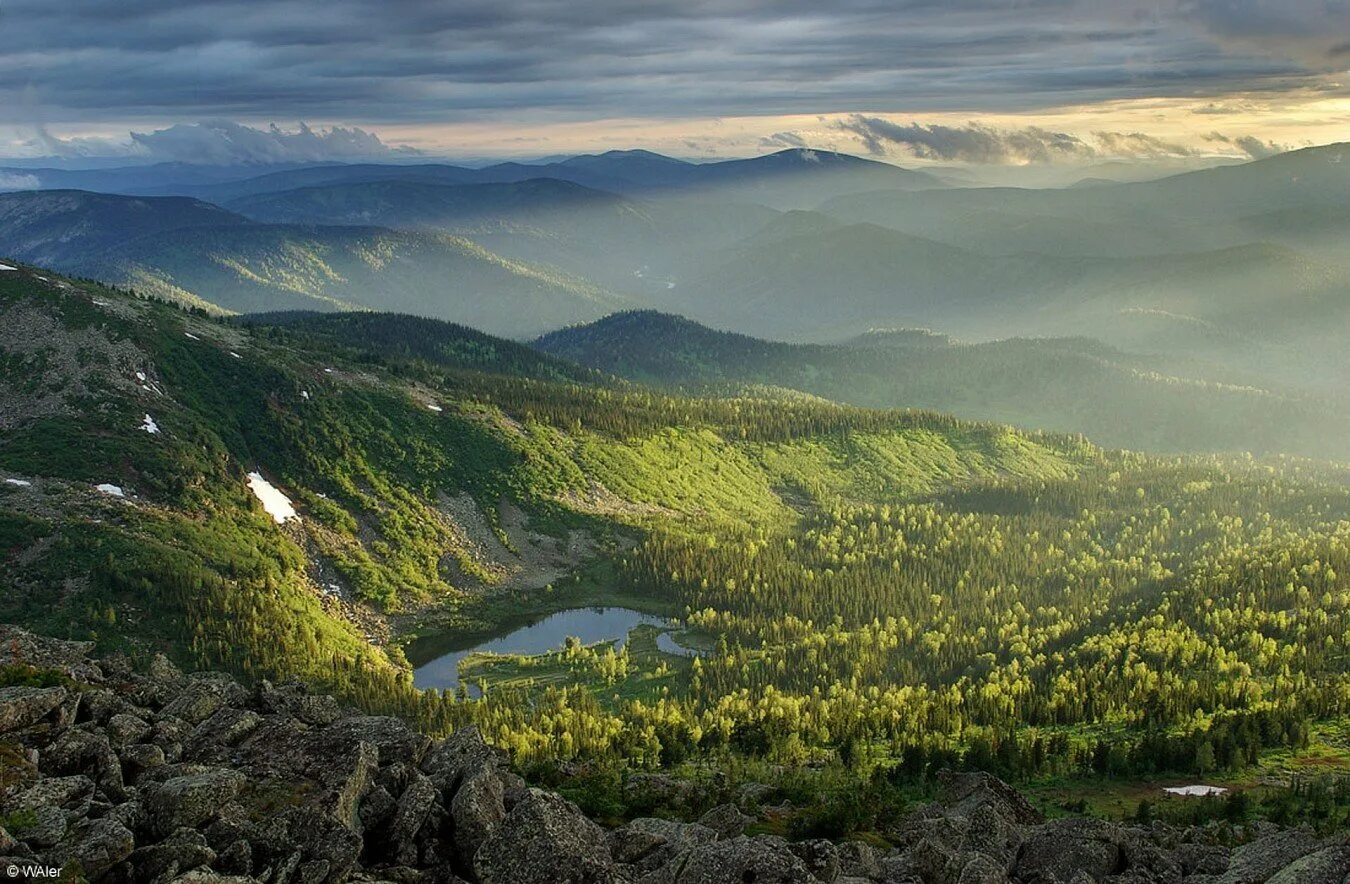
(3, 142, 1350, 457)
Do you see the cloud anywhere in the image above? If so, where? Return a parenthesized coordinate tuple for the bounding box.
(1203, 131, 1290, 158)
(0, 0, 1333, 136)
(0, 173, 41, 191)
(760, 131, 809, 149)
(126, 121, 420, 164)
(1090, 131, 1196, 159)
(835, 116, 1235, 164)
(1182, 0, 1350, 68)
(835, 117, 1095, 163)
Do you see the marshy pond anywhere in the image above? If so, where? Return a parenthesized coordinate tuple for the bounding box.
(412, 606, 697, 692)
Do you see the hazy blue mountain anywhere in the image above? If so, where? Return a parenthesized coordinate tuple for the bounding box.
(536, 310, 1350, 458)
(818, 143, 1350, 257)
(0, 190, 628, 334)
(129, 148, 940, 209)
(0, 189, 249, 267)
(226, 178, 779, 293)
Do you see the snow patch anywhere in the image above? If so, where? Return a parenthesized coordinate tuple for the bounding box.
(301, 390, 310, 401)
(4, 478, 31, 488)
(92, 299, 109, 306)
(96, 483, 125, 498)
(247, 472, 299, 524)
(229, 351, 243, 360)
(140, 414, 160, 434)
(1163, 785, 1227, 797)
(136, 371, 147, 382)
(323, 367, 334, 374)
(0, 264, 16, 272)
(426, 403, 443, 413)
(184, 332, 201, 341)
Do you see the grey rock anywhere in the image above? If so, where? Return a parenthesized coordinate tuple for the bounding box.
(257, 681, 341, 726)
(474, 788, 615, 884)
(697, 804, 751, 840)
(320, 716, 431, 766)
(160, 676, 246, 726)
(0, 686, 67, 733)
(128, 826, 217, 881)
(1218, 829, 1325, 884)
(14, 803, 67, 848)
(39, 726, 124, 797)
(121, 742, 169, 784)
(1266, 845, 1350, 884)
(1013, 818, 1122, 883)
(937, 770, 1043, 827)
(5, 774, 94, 816)
(386, 772, 438, 865)
(612, 818, 718, 875)
(837, 841, 881, 879)
(664, 835, 816, 883)
(790, 838, 840, 882)
(1172, 843, 1228, 876)
(420, 726, 503, 794)
(107, 712, 154, 747)
(956, 853, 1007, 883)
(50, 816, 136, 880)
(449, 763, 506, 861)
(142, 769, 246, 837)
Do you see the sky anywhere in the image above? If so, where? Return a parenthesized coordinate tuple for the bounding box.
(1, 0, 1347, 165)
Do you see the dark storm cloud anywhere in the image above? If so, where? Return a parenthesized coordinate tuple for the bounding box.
(0, 0, 1338, 141)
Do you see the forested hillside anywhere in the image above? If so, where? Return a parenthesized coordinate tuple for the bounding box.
(2, 261, 1348, 832)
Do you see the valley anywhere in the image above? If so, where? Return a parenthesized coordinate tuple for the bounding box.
(2, 262, 1348, 846)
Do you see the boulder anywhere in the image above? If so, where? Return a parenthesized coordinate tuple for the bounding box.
(106, 712, 153, 747)
(38, 726, 124, 796)
(1013, 818, 1123, 883)
(4, 774, 95, 816)
(663, 835, 816, 883)
(450, 762, 506, 861)
(790, 838, 840, 882)
(159, 675, 246, 725)
(936, 770, 1043, 827)
(0, 686, 67, 733)
(127, 826, 218, 881)
(385, 772, 438, 865)
(610, 817, 718, 874)
(697, 804, 751, 840)
(320, 716, 431, 766)
(1217, 829, 1325, 884)
(142, 769, 247, 837)
(49, 817, 135, 880)
(474, 788, 615, 884)
(1267, 845, 1350, 884)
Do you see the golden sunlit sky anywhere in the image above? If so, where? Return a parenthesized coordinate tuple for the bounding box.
(2, 1, 1347, 166)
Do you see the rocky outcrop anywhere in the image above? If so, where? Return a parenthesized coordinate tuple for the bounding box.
(0, 627, 1345, 883)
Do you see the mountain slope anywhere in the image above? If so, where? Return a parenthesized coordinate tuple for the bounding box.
(662, 220, 1350, 345)
(5, 262, 1350, 824)
(536, 310, 1350, 458)
(0, 190, 631, 334)
(0, 189, 248, 267)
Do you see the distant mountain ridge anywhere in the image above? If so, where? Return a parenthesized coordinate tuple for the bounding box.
(4, 147, 942, 209)
(536, 310, 1350, 458)
(0, 189, 629, 335)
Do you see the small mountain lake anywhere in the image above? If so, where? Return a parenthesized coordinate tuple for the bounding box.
(412, 606, 696, 692)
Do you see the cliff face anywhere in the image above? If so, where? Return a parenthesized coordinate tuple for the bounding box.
(0, 626, 1345, 884)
